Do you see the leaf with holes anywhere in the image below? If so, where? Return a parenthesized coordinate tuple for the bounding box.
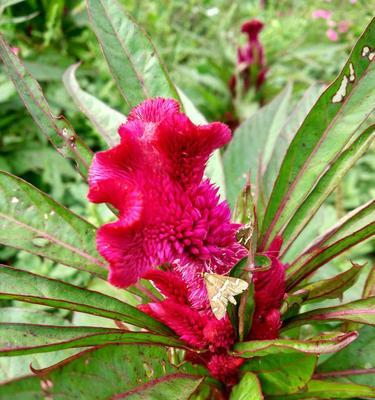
(261, 19, 375, 249)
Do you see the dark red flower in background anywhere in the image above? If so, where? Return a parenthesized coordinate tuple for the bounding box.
(230, 19, 268, 96)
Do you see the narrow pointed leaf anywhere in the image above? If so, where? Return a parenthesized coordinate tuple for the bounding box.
(230, 372, 263, 400)
(317, 326, 375, 386)
(261, 19, 375, 248)
(289, 262, 363, 304)
(0, 324, 183, 356)
(286, 200, 375, 289)
(86, 0, 180, 112)
(0, 266, 172, 335)
(283, 297, 375, 330)
(0, 344, 202, 399)
(264, 84, 324, 200)
(233, 332, 358, 357)
(242, 351, 316, 395)
(63, 63, 125, 147)
(0, 33, 93, 178)
(223, 85, 292, 208)
(0, 171, 106, 278)
(281, 125, 374, 253)
(267, 379, 375, 399)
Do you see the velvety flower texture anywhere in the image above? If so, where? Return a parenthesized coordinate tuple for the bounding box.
(88, 98, 246, 305)
(88, 98, 248, 383)
(249, 236, 286, 340)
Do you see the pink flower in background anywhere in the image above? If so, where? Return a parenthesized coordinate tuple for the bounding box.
(311, 9, 332, 20)
(326, 28, 339, 41)
(338, 20, 351, 33)
(10, 47, 20, 56)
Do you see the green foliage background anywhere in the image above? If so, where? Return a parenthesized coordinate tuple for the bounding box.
(0, 0, 374, 392)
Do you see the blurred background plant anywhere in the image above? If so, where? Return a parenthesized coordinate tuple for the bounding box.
(0, 0, 373, 320)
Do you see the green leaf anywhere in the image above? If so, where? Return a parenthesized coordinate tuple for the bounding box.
(0, 307, 81, 383)
(267, 379, 375, 399)
(261, 19, 375, 248)
(0, 265, 172, 335)
(289, 262, 363, 304)
(233, 332, 358, 357)
(0, 34, 93, 178)
(230, 372, 263, 400)
(286, 200, 375, 290)
(317, 326, 375, 386)
(63, 63, 126, 147)
(223, 85, 292, 208)
(242, 351, 316, 395)
(263, 84, 324, 200)
(0, 344, 202, 399)
(86, 0, 180, 112)
(281, 125, 374, 254)
(0, 324, 183, 356)
(0, 171, 106, 278)
(283, 297, 375, 330)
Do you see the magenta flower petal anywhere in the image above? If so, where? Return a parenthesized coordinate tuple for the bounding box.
(88, 98, 245, 292)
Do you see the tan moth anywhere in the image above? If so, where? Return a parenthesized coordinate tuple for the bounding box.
(204, 273, 248, 320)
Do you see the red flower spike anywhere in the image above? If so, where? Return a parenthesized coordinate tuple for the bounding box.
(249, 236, 286, 340)
(140, 300, 208, 349)
(143, 269, 190, 304)
(207, 354, 245, 385)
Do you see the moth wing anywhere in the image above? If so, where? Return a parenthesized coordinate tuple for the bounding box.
(204, 274, 229, 320)
(225, 276, 249, 296)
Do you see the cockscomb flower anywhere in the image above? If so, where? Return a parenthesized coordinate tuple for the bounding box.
(229, 19, 267, 96)
(88, 98, 247, 308)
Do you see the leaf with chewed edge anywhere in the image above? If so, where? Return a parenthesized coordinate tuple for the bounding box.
(261, 19, 375, 249)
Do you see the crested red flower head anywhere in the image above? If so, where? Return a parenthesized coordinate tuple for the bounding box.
(88, 98, 247, 308)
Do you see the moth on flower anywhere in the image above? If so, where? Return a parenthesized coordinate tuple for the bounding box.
(204, 273, 248, 319)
